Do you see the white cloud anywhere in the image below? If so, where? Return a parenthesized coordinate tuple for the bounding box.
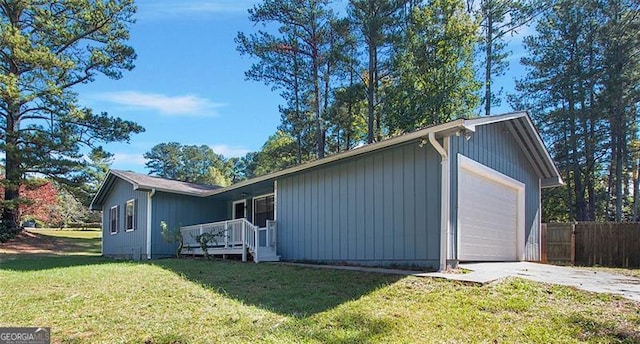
(111, 152, 147, 166)
(209, 144, 250, 158)
(139, 1, 259, 19)
(94, 91, 225, 116)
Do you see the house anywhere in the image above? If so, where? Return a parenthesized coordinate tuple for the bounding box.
(90, 112, 562, 270)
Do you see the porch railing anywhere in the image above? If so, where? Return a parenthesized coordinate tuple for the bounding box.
(180, 218, 276, 262)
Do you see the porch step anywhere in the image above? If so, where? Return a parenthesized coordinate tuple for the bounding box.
(250, 246, 280, 262)
(256, 255, 281, 262)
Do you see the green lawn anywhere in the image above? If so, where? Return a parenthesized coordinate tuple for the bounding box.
(0, 228, 102, 256)
(0, 231, 639, 343)
(30, 228, 102, 240)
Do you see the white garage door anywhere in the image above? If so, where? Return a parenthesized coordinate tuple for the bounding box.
(458, 156, 524, 261)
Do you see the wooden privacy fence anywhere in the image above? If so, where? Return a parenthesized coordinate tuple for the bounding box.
(541, 222, 640, 268)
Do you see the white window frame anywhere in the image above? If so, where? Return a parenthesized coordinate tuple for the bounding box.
(109, 205, 118, 235)
(125, 199, 135, 232)
(252, 193, 274, 228)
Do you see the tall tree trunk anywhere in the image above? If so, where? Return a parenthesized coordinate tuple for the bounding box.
(608, 1, 626, 222)
(564, 120, 574, 221)
(312, 45, 324, 159)
(484, 1, 493, 117)
(567, 41, 585, 221)
(346, 64, 354, 151)
(614, 76, 625, 222)
(570, 106, 586, 221)
(367, 39, 376, 143)
(296, 135, 303, 164)
(633, 148, 640, 221)
(3, 110, 21, 236)
(295, 49, 302, 164)
(2, 45, 22, 237)
(606, 154, 614, 220)
(374, 65, 382, 141)
(586, 115, 596, 221)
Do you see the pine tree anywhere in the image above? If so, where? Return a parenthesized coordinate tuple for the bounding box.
(385, 0, 480, 131)
(236, 0, 337, 159)
(0, 1, 144, 240)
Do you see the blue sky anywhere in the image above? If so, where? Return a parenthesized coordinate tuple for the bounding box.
(77, 0, 528, 174)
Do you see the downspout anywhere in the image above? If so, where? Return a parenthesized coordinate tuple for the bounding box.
(428, 132, 450, 272)
(146, 188, 156, 260)
(100, 209, 104, 256)
(274, 180, 278, 221)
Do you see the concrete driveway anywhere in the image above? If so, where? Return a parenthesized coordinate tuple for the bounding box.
(420, 262, 640, 302)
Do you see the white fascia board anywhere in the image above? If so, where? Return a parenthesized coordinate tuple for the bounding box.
(132, 185, 210, 198)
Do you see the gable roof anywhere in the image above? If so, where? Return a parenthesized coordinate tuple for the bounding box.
(90, 170, 219, 210)
(462, 112, 562, 188)
(201, 111, 562, 197)
(90, 111, 562, 210)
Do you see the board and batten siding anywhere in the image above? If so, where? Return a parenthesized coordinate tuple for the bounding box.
(277, 142, 442, 268)
(150, 192, 226, 258)
(450, 121, 542, 261)
(101, 178, 149, 259)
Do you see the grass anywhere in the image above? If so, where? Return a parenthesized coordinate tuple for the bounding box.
(0, 228, 101, 256)
(1, 231, 639, 343)
(30, 228, 101, 239)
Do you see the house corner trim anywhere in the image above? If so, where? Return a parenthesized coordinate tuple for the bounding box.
(146, 188, 155, 259)
(429, 132, 451, 272)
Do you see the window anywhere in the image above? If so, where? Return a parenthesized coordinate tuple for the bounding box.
(253, 194, 274, 228)
(109, 206, 118, 234)
(125, 199, 135, 231)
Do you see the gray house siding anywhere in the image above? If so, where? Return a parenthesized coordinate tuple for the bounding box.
(277, 142, 442, 268)
(101, 179, 149, 259)
(450, 121, 541, 261)
(150, 192, 226, 258)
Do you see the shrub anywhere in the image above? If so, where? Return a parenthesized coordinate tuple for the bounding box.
(160, 221, 183, 258)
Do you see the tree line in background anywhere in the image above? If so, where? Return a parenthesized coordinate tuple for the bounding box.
(0, 0, 638, 242)
(146, 0, 537, 185)
(147, 0, 639, 223)
(0, 167, 101, 229)
(512, 0, 639, 222)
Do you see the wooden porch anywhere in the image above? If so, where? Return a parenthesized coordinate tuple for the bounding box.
(180, 218, 279, 262)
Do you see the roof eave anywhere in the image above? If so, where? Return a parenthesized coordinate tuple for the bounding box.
(203, 120, 471, 197)
(542, 176, 564, 188)
(89, 172, 116, 210)
(475, 112, 563, 187)
(133, 184, 210, 197)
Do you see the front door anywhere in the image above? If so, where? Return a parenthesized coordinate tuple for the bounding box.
(233, 200, 246, 220)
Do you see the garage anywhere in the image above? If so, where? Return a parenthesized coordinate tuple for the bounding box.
(457, 155, 525, 261)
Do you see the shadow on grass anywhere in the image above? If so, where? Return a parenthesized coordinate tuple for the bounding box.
(568, 313, 640, 343)
(0, 229, 106, 271)
(0, 230, 102, 255)
(46, 236, 102, 254)
(153, 258, 402, 317)
(0, 254, 113, 271)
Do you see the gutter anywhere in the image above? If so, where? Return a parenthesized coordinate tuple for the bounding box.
(146, 188, 156, 259)
(428, 132, 451, 272)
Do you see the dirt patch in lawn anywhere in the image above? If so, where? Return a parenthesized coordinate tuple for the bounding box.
(0, 230, 99, 255)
